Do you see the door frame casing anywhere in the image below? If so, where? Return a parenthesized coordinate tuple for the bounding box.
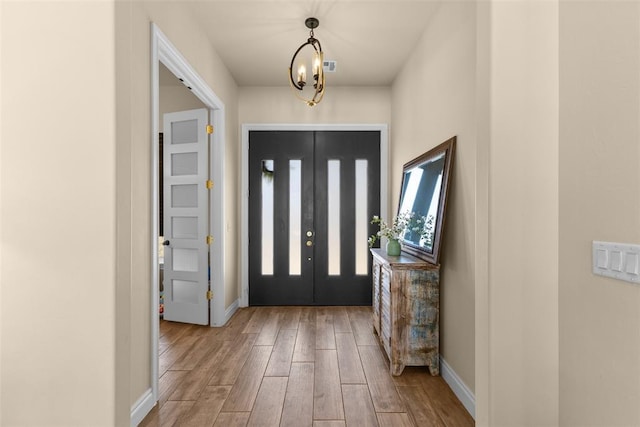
(240, 124, 389, 307)
(153, 26, 226, 324)
(141, 23, 226, 425)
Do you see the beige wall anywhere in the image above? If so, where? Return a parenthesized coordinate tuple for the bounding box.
(0, 1, 4, 422)
(559, 1, 640, 425)
(239, 86, 390, 124)
(117, 0, 240, 411)
(2, 0, 240, 422)
(391, 1, 477, 395)
(114, 2, 133, 423)
(478, 1, 640, 425)
(474, 2, 490, 423)
(160, 78, 207, 129)
(482, 1, 560, 425)
(1, 2, 117, 425)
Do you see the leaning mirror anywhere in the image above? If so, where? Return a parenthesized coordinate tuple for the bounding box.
(397, 136, 456, 264)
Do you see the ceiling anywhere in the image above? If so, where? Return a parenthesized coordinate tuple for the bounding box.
(184, 1, 440, 87)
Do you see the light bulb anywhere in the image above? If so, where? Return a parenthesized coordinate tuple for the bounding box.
(297, 64, 306, 85)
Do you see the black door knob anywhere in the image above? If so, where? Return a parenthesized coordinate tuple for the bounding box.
(163, 240, 170, 246)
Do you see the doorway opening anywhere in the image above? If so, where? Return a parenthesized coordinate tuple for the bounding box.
(148, 22, 226, 417)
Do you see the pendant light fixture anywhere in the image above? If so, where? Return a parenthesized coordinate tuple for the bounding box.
(288, 17, 325, 107)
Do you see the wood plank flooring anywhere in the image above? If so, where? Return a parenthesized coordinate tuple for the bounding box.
(140, 306, 474, 427)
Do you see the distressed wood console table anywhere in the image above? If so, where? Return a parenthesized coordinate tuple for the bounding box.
(371, 248, 440, 376)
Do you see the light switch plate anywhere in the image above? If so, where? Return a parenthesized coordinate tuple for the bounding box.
(592, 241, 640, 284)
(596, 249, 608, 269)
(625, 253, 639, 274)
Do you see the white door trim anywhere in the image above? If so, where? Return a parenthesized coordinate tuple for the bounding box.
(143, 22, 226, 424)
(240, 124, 389, 307)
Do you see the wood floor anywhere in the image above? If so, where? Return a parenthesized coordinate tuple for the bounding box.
(140, 306, 474, 427)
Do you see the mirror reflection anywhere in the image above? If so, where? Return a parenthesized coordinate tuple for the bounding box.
(398, 152, 445, 252)
(396, 137, 455, 264)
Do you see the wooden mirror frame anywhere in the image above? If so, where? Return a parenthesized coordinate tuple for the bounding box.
(397, 136, 456, 264)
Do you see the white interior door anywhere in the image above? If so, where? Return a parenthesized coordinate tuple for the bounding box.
(163, 108, 209, 325)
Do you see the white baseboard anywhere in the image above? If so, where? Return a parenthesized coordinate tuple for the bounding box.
(130, 388, 155, 427)
(224, 298, 239, 324)
(440, 356, 475, 419)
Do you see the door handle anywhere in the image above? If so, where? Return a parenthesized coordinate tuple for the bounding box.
(306, 240, 313, 247)
(163, 240, 170, 246)
(306, 230, 314, 237)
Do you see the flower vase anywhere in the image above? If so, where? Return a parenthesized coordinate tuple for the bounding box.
(386, 239, 401, 256)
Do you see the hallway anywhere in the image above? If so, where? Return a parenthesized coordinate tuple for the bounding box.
(140, 306, 473, 426)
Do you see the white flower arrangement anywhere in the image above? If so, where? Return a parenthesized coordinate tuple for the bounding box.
(368, 212, 410, 247)
(368, 212, 435, 248)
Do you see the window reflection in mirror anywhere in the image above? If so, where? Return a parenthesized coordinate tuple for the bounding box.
(396, 137, 455, 264)
(398, 152, 445, 252)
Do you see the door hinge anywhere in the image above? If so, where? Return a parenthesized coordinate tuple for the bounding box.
(206, 124, 214, 134)
(206, 180, 214, 189)
(206, 290, 213, 300)
(206, 235, 213, 245)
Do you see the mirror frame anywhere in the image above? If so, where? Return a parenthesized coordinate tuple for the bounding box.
(397, 136, 456, 264)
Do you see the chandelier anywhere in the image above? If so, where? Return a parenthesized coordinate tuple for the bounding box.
(288, 17, 325, 107)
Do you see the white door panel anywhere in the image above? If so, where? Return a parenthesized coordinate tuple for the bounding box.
(163, 108, 209, 325)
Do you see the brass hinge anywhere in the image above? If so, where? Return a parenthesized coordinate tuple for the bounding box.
(206, 124, 214, 134)
(206, 290, 213, 300)
(206, 180, 213, 189)
(206, 235, 213, 245)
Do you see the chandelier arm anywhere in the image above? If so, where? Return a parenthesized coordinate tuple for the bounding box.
(289, 41, 313, 90)
(304, 41, 322, 88)
(288, 68, 300, 91)
(289, 79, 315, 105)
(313, 49, 324, 88)
(310, 73, 326, 105)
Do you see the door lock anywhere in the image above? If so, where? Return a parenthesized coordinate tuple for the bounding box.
(306, 231, 314, 237)
(306, 240, 313, 247)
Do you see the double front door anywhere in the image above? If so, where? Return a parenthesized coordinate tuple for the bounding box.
(249, 131, 381, 305)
